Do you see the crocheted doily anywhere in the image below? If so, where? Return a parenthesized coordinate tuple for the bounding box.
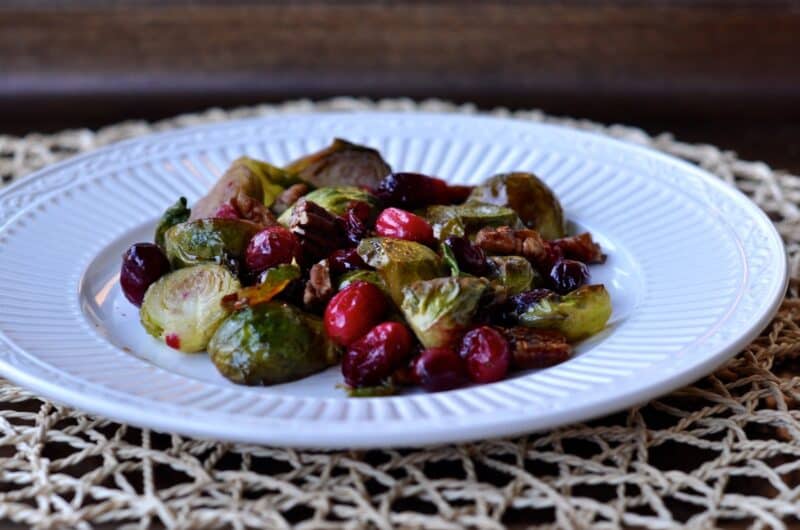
(1, 98, 798, 530)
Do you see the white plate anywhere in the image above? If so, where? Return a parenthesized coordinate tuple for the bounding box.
(0, 113, 787, 448)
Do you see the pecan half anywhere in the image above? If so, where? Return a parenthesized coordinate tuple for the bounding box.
(303, 259, 334, 310)
(499, 327, 571, 369)
(552, 232, 605, 264)
(289, 199, 347, 264)
(475, 226, 547, 263)
(272, 183, 309, 215)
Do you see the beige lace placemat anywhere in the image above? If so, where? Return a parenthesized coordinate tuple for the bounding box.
(1, 98, 799, 530)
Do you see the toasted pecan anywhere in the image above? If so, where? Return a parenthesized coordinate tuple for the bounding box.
(500, 327, 571, 369)
(475, 226, 548, 263)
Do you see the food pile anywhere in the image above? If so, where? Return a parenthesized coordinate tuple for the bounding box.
(120, 139, 611, 395)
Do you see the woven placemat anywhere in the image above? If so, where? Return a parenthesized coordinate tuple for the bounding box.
(1, 98, 799, 530)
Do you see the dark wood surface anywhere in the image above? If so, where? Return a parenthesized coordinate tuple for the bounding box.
(2, 1, 799, 172)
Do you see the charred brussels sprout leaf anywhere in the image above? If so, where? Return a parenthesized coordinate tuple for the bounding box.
(338, 270, 388, 294)
(441, 242, 462, 277)
(518, 284, 611, 342)
(164, 218, 261, 270)
(468, 172, 566, 240)
(400, 277, 489, 348)
(277, 186, 378, 226)
(208, 302, 340, 385)
(140, 263, 240, 352)
(425, 202, 523, 240)
(357, 237, 446, 305)
(284, 138, 391, 190)
(221, 264, 301, 311)
(154, 197, 190, 248)
(487, 255, 538, 294)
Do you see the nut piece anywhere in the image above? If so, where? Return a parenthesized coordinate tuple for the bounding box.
(475, 226, 547, 263)
(303, 259, 334, 310)
(272, 183, 309, 215)
(552, 232, 605, 264)
(289, 198, 347, 264)
(499, 327, 571, 369)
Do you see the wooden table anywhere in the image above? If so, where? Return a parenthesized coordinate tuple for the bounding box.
(2, 1, 799, 172)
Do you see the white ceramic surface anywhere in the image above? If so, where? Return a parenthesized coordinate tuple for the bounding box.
(0, 113, 787, 448)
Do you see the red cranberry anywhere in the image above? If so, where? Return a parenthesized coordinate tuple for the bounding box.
(376, 172, 449, 208)
(443, 236, 489, 275)
(549, 259, 590, 294)
(459, 326, 511, 384)
(342, 322, 413, 387)
(245, 226, 300, 273)
(120, 243, 171, 306)
(413, 347, 468, 392)
(342, 201, 372, 245)
(324, 281, 389, 346)
(327, 248, 368, 275)
(443, 184, 474, 204)
(375, 208, 434, 245)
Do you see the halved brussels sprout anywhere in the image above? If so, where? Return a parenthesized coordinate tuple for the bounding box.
(154, 197, 190, 248)
(468, 172, 566, 240)
(285, 138, 391, 189)
(400, 277, 489, 348)
(518, 284, 611, 342)
(277, 186, 378, 226)
(208, 302, 340, 385)
(487, 255, 539, 295)
(189, 158, 276, 226)
(164, 218, 261, 269)
(140, 263, 240, 352)
(357, 237, 446, 305)
(425, 202, 523, 240)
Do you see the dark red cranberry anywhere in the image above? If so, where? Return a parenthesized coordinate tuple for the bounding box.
(120, 243, 171, 306)
(549, 259, 590, 294)
(342, 201, 372, 245)
(245, 226, 300, 273)
(375, 208, 434, 245)
(324, 281, 389, 346)
(443, 236, 489, 275)
(376, 172, 450, 208)
(413, 347, 469, 392)
(328, 248, 368, 276)
(342, 322, 413, 387)
(459, 326, 511, 384)
(443, 184, 474, 204)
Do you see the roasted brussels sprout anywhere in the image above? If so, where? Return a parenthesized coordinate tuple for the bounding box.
(468, 172, 566, 240)
(140, 263, 240, 352)
(357, 237, 446, 305)
(400, 277, 489, 348)
(208, 302, 339, 385)
(189, 158, 278, 226)
(517, 284, 611, 342)
(164, 218, 261, 270)
(285, 138, 391, 189)
(277, 186, 378, 226)
(154, 197, 190, 248)
(425, 202, 523, 240)
(487, 255, 538, 294)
